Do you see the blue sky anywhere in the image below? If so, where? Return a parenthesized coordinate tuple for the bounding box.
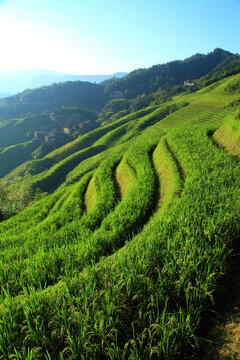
(0, 0, 239, 74)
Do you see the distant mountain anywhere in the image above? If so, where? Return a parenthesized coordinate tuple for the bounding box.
(0, 93, 12, 99)
(0, 69, 127, 95)
(104, 48, 240, 98)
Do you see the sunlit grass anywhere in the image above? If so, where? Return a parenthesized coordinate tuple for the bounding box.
(0, 73, 240, 358)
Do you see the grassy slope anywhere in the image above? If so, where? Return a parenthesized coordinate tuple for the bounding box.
(0, 114, 55, 177)
(213, 114, 240, 156)
(0, 114, 50, 148)
(3, 106, 170, 194)
(0, 73, 240, 359)
(2, 107, 158, 181)
(0, 140, 41, 177)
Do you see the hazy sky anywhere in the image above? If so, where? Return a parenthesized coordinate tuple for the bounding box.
(0, 0, 239, 74)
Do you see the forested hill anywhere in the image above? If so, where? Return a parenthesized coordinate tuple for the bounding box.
(0, 81, 106, 119)
(1, 48, 239, 120)
(104, 48, 240, 98)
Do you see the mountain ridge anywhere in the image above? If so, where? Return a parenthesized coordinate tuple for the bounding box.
(104, 48, 240, 98)
(0, 69, 128, 95)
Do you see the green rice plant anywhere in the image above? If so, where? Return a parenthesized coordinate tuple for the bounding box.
(0, 140, 41, 178)
(93, 103, 182, 149)
(1, 123, 239, 359)
(0, 141, 156, 297)
(84, 172, 99, 213)
(1, 74, 240, 358)
(213, 114, 240, 157)
(80, 154, 122, 229)
(0, 156, 121, 296)
(63, 138, 158, 269)
(115, 154, 137, 199)
(32, 144, 108, 193)
(2, 106, 159, 187)
(46, 106, 158, 162)
(93, 120, 140, 147)
(62, 142, 128, 187)
(0, 188, 66, 237)
(0, 172, 92, 258)
(33, 114, 162, 194)
(152, 136, 184, 207)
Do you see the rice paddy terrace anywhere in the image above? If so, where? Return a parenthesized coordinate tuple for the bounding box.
(0, 74, 240, 359)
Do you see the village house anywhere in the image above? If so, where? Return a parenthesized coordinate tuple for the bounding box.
(183, 80, 195, 88)
(63, 127, 71, 134)
(44, 135, 56, 142)
(33, 131, 48, 140)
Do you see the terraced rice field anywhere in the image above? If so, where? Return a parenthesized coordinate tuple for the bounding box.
(0, 73, 240, 359)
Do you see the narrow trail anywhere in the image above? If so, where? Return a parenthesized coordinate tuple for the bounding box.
(126, 159, 138, 178)
(113, 163, 122, 203)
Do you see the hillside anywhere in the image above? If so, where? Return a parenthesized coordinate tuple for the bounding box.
(0, 48, 239, 182)
(0, 80, 106, 117)
(0, 81, 105, 177)
(0, 65, 239, 359)
(104, 48, 240, 98)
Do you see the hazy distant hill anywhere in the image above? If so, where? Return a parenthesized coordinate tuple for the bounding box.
(0, 69, 127, 95)
(0, 93, 12, 99)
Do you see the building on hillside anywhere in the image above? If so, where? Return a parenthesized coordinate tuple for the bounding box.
(183, 80, 195, 89)
(63, 127, 71, 134)
(45, 135, 56, 142)
(33, 131, 48, 140)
